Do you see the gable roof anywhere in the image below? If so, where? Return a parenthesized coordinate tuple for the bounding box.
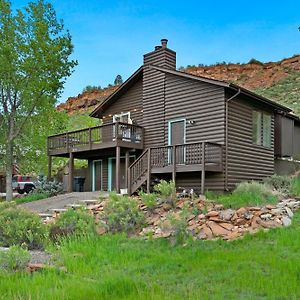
(151, 65, 292, 113)
(90, 66, 143, 118)
(90, 64, 292, 118)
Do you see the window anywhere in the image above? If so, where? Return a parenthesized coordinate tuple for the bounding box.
(252, 111, 272, 148)
(113, 112, 131, 124)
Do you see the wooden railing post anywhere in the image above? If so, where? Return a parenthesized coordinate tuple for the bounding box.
(115, 122, 119, 140)
(89, 128, 92, 150)
(147, 148, 151, 193)
(172, 145, 176, 182)
(201, 142, 206, 195)
(66, 133, 69, 152)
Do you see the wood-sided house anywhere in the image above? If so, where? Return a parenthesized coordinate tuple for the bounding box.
(47, 39, 300, 194)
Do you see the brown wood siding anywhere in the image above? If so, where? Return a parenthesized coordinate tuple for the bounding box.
(227, 99, 274, 189)
(164, 74, 226, 191)
(294, 124, 300, 160)
(143, 49, 176, 69)
(142, 68, 166, 148)
(102, 79, 143, 126)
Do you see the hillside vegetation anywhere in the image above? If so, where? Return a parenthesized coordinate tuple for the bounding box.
(58, 55, 300, 121)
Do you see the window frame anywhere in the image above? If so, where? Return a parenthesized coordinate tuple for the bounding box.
(252, 110, 272, 148)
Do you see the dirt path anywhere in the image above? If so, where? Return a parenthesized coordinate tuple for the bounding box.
(19, 191, 108, 213)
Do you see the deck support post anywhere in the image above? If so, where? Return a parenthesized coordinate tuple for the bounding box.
(172, 145, 176, 183)
(68, 152, 74, 193)
(116, 146, 121, 193)
(125, 150, 130, 190)
(201, 142, 205, 195)
(147, 148, 151, 193)
(47, 156, 52, 181)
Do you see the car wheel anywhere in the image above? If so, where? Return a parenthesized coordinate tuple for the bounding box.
(18, 189, 25, 194)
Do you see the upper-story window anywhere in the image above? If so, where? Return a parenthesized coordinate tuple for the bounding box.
(113, 112, 132, 124)
(252, 111, 271, 148)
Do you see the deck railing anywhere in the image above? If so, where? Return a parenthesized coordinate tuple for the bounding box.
(48, 122, 144, 153)
(128, 142, 223, 195)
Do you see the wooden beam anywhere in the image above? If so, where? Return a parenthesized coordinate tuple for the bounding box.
(125, 150, 129, 189)
(116, 146, 121, 193)
(147, 148, 151, 193)
(47, 156, 52, 181)
(201, 142, 205, 195)
(172, 145, 176, 182)
(68, 152, 74, 193)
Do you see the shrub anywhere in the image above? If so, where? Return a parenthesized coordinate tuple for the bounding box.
(103, 193, 144, 233)
(0, 207, 47, 249)
(167, 204, 190, 246)
(264, 175, 292, 194)
(0, 246, 30, 272)
(290, 175, 300, 196)
(216, 181, 278, 209)
(50, 208, 95, 242)
(139, 191, 158, 211)
(154, 180, 177, 207)
(33, 177, 63, 197)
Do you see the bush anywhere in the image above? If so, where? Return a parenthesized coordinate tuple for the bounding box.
(103, 193, 144, 233)
(290, 175, 300, 196)
(167, 204, 190, 246)
(248, 58, 264, 65)
(33, 177, 63, 197)
(0, 246, 30, 272)
(49, 208, 96, 242)
(139, 191, 158, 211)
(0, 207, 47, 249)
(215, 181, 278, 209)
(264, 175, 292, 194)
(154, 180, 177, 207)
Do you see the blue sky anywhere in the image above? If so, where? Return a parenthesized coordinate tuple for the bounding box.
(14, 0, 300, 102)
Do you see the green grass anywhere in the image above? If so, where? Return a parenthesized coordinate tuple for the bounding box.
(206, 181, 278, 209)
(1, 213, 300, 299)
(15, 193, 49, 204)
(291, 177, 300, 197)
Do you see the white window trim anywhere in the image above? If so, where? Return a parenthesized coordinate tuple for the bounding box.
(113, 112, 131, 123)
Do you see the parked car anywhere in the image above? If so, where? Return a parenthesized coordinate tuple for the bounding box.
(12, 175, 37, 194)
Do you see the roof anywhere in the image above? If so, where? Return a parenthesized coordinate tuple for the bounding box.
(90, 63, 293, 118)
(90, 66, 143, 118)
(151, 65, 292, 113)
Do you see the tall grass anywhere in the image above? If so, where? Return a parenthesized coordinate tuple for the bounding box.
(291, 176, 300, 197)
(206, 181, 278, 209)
(1, 213, 300, 299)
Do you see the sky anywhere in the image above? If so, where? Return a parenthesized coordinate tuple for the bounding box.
(13, 0, 300, 103)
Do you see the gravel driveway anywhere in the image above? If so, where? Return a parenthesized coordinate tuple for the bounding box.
(19, 191, 108, 214)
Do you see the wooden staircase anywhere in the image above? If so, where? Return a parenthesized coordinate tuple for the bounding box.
(128, 149, 150, 195)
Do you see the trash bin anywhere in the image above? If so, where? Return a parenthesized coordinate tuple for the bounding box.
(73, 176, 85, 192)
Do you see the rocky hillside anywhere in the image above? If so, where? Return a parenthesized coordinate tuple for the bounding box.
(57, 86, 118, 115)
(58, 55, 300, 115)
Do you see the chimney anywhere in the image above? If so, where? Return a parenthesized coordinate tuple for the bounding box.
(143, 38, 176, 70)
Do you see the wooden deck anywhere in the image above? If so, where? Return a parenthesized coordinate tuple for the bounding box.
(47, 122, 144, 156)
(128, 142, 223, 195)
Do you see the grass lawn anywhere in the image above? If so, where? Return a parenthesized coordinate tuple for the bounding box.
(1, 212, 300, 299)
(15, 193, 49, 205)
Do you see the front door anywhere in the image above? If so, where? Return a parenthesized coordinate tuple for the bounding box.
(169, 119, 185, 164)
(92, 160, 102, 191)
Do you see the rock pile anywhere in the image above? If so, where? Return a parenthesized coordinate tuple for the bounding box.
(40, 196, 300, 241)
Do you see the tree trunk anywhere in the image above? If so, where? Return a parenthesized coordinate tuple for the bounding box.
(5, 141, 13, 201)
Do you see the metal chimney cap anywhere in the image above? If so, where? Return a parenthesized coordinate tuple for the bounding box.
(161, 39, 168, 48)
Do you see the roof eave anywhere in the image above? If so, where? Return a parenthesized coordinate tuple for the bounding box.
(90, 66, 143, 118)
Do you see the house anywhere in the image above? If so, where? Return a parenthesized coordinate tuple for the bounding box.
(47, 39, 300, 195)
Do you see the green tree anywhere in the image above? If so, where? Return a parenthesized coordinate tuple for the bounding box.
(114, 74, 123, 86)
(0, 0, 77, 200)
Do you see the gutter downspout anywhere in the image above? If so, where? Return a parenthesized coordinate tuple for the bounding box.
(225, 88, 241, 191)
